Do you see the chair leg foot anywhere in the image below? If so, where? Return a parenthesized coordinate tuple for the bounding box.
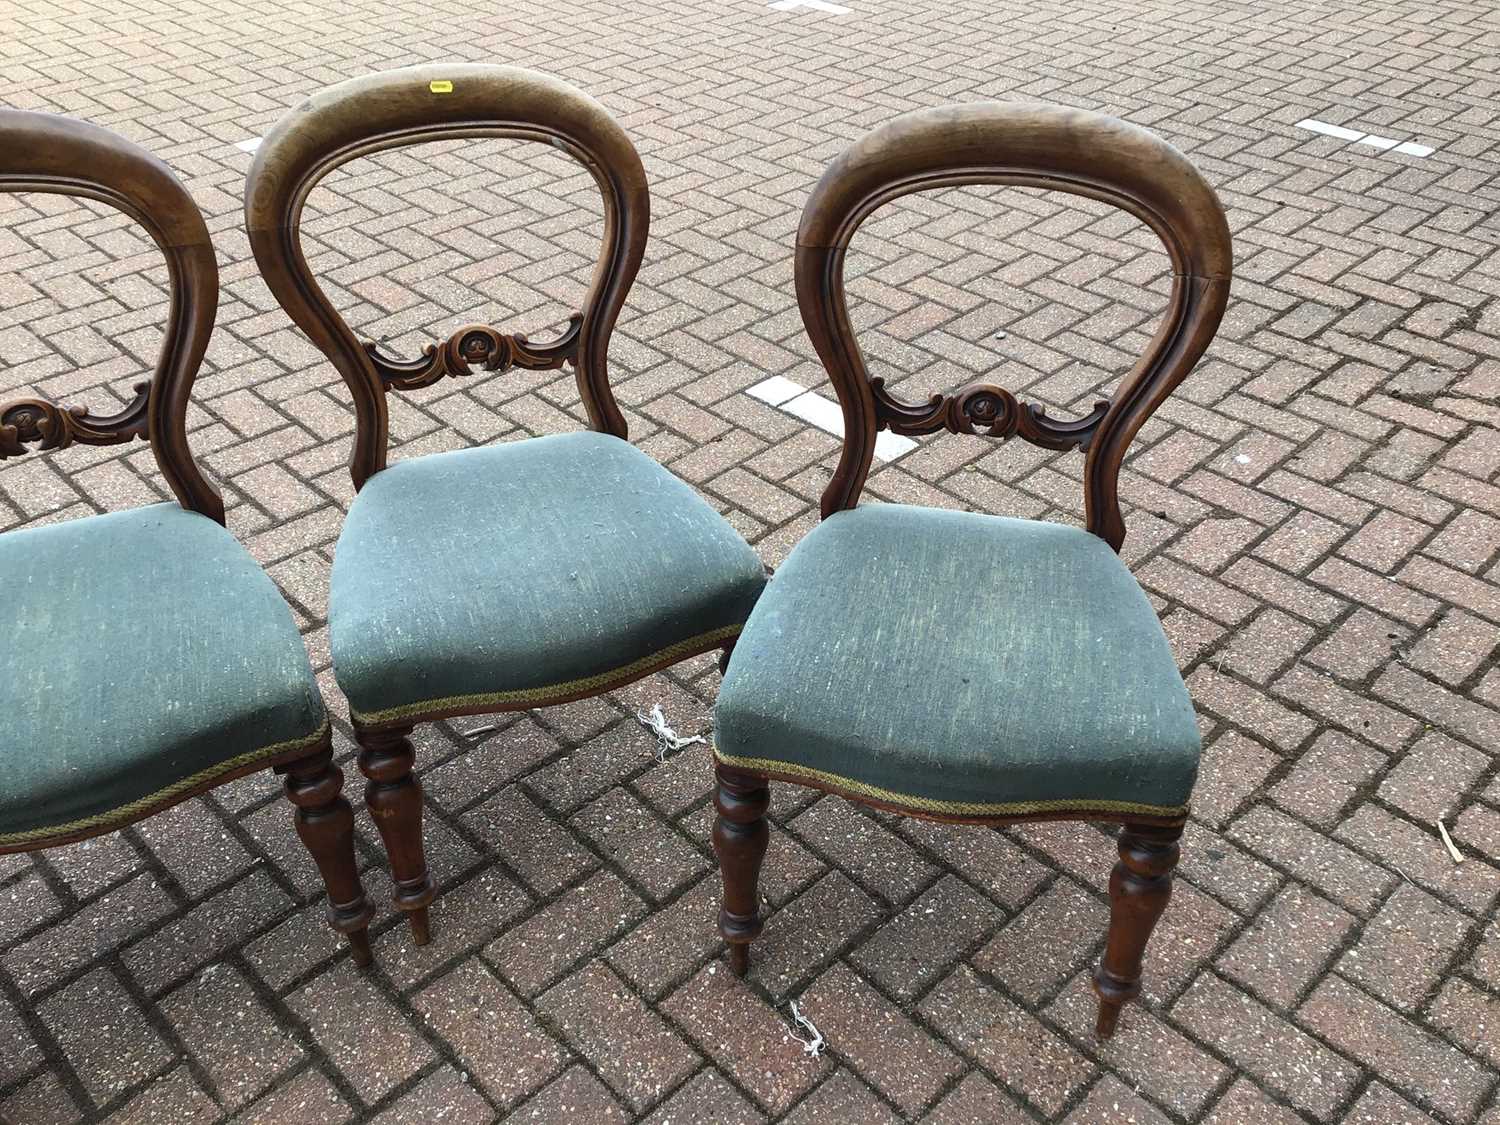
(728, 941, 750, 978)
(407, 905, 431, 946)
(713, 762, 769, 976)
(1094, 996, 1124, 1039)
(356, 723, 436, 945)
(347, 926, 374, 969)
(1092, 822, 1182, 1039)
(280, 744, 375, 965)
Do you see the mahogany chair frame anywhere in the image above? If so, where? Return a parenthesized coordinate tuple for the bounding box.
(245, 64, 739, 945)
(0, 110, 373, 964)
(713, 103, 1232, 1037)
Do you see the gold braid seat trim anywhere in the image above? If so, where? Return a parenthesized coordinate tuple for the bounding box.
(712, 746, 1189, 820)
(351, 623, 744, 726)
(0, 721, 331, 848)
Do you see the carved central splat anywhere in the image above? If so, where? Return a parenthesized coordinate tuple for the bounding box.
(0, 382, 151, 460)
(363, 314, 584, 391)
(870, 376, 1109, 451)
(0, 402, 66, 458)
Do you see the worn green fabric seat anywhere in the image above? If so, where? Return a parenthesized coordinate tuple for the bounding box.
(0, 504, 328, 844)
(330, 430, 767, 725)
(715, 504, 1200, 818)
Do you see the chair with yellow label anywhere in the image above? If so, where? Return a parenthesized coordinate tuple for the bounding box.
(245, 65, 767, 945)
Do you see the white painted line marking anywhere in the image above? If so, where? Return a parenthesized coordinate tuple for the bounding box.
(1295, 118, 1362, 141)
(235, 137, 262, 153)
(1294, 119, 1438, 158)
(781, 390, 845, 432)
(746, 375, 807, 407)
(769, 0, 850, 12)
(874, 430, 919, 461)
(745, 382, 917, 462)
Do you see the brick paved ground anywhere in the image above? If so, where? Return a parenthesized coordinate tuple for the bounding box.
(1, 0, 1498, 1121)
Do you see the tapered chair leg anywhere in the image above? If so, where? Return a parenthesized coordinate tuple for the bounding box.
(356, 723, 436, 945)
(279, 746, 375, 966)
(712, 762, 770, 976)
(1093, 822, 1183, 1038)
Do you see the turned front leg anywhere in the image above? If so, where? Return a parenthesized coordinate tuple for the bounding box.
(1093, 822, 1182, 1038)
(712, 762, 770, 976)
(356, 723, 436, 945)
(279, 746, 375, 966)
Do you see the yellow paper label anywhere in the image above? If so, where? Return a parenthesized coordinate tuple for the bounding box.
(429, 80, 453, 94)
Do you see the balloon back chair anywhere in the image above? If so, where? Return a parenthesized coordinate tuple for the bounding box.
(245, 65, 767, 945)
(0, 111, 373, 964)
(711, 103, 1232, 1037)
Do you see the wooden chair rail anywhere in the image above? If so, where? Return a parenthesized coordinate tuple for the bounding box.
(0, 110, 223, 522)
(795, 102, 1232, 549)
(244, 64, 650, 490)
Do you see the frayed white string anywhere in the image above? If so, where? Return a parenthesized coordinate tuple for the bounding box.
(636, 703, 708, 762)
(1437, 819, 1464, 864)
(789, 999, 825, 1057)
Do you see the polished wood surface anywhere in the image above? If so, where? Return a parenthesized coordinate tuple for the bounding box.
(795, 101, 1232, 551)
(244, 63, 649, 489)
(0, 109, 223, 522)
(712, 764, 771, 977)
(355, 723, 435, 945)
(278, 746, 376, 967)
(1094, 824, 1182, 1037)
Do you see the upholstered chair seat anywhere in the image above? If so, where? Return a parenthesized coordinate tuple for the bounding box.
(0, 504, 328, 844)
(715, 504, 1199, 819)
(331, 431, 766, 727)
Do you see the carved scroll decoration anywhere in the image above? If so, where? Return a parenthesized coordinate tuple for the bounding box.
(869, 376, 1109, 451)
(362, 314, 583, 392)
(0, 381, 151, 460)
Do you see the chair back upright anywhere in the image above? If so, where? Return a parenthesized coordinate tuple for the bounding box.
(795, 103, 1233, 550)
(245, 64, 651, 490)
(0, 110, 222, 523)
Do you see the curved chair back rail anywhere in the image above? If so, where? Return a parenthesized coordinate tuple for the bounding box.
(245, 63, 651, 489)
(0, 110, 223, 523)
(796, 102, 1232, 549)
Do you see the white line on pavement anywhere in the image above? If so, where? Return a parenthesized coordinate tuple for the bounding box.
(769, 0, 851, 13)
(1294, 119, 1436, 158)
(747, 376, 917, 462)
(1295, 118, 1362, 142)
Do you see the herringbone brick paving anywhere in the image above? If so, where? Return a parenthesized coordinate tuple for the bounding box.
(1, 0, 1497, 1119)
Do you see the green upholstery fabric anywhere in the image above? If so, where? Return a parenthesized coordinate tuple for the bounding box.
(715, 505, 1200, 816)
(0, 504, 326, 843)
(329, 431, 767, 724)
